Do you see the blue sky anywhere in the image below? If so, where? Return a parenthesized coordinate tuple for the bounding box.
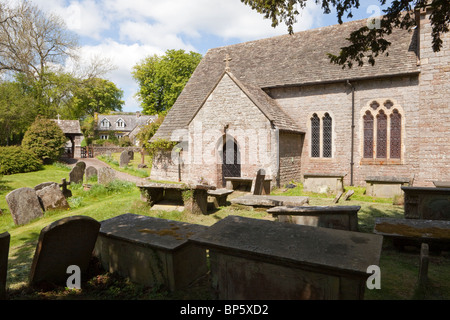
(33, 0, 391, 113)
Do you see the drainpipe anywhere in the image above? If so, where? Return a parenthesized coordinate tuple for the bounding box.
(347, 80, 355, 186)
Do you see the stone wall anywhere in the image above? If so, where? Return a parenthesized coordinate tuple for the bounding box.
(279, 132, 303, 185)
(92, 146, 142, 158)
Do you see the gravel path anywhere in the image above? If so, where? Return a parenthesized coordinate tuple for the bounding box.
(68, 158, 148, 184)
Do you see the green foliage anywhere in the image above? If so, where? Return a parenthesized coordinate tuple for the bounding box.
(21, 117, 67, 164)
(118, 136, 132, 147)
(135, 114, 165, 150)
(147, 138, 178, 157)
(132, 49, 202, 114)
(0, 146, 43, 175)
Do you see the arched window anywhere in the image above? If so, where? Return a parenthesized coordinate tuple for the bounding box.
(322, 113, 332, 158)
(311, 114, 320, 158)
(362, 100, 404, 162)
(363, 111, 374, 158)
(390, 109, 402, 159)
(376, 110, 387, 158)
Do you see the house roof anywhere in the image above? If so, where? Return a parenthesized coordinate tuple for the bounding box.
(53, 120, 83, 135)
(97, 114, 158, 132)
(153, 16, 419, 141)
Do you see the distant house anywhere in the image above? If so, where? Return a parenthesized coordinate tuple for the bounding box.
(94, 112, 158, 146)
(52, 117, 85, 159)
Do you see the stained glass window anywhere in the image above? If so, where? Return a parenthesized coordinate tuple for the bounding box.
(311, 114, 320, 158)
(363, 111, 374, 158)
(390, 109, 402, 159)
(322, 113, 332, 158)
(376, 110, 388, 158)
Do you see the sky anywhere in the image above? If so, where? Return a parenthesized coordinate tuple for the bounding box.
(31, 0, 391, 113)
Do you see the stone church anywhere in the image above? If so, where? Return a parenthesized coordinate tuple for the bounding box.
(150, 7, 449, 191)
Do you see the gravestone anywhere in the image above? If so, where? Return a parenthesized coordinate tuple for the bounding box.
(418, 243, 429, 287)
(75, 161, 86, 171)
(343, 190, 355, 201)
(98, 167, 116, 185)
(0, 232, 10, 300)
(34, 182, 58, 192)
(333, 191, 344, 204)
(6, 188, 44, 225)
(94, 214, 208, 291)
(253, 169, 266, 195)
(29, 216, 100, 288)
(85, 166, 98, 182)
(190, 216, 383, 300)
(69, 165, 84, 184)
(36, 183, 70, 211)
(120, 150, 133, 167)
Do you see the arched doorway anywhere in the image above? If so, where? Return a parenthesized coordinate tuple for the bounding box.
(222, 137, 241, 187)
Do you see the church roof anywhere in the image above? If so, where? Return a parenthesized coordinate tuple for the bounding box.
(153, 16, 420, 141)
(53, 120, 83, 135)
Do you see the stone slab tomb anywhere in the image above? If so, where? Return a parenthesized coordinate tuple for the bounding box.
(6, 188, 44, 225)
(268, 206, 361, 231)
(0, 232, 10, 299)
(29, 216, 100, 288)
(190, 216, 383, 300)
(231, 194, 309, 208)
(365, 176, 410, 198)
(303, 173, 345, 194)
(402, 187, 450, 220)
(94, 213, 208, 291)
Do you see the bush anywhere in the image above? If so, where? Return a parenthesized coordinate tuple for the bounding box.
(0, 146, 43, 175)
(22, 117, 67, 164)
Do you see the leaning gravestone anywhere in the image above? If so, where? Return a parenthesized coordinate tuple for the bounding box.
(69, 165, 84, 184)
(98, 167, 116, 185)
(85, 166, 98, 182)
(253, 169, 266, 195)
(36, 184, 70, 211)
(6, 188, 44, 225)
(34, 182, 58, 192)
(120, 150, 133, 167)
(0, 232, 10, 299)
(29, 216, 100, 288)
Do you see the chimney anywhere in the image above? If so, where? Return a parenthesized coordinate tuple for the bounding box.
(136, 111, 141, 118)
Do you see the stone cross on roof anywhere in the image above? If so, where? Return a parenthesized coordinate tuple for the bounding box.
(224, 54, 232, 71)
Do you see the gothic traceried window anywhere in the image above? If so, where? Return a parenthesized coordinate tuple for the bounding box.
(311, 114, 320, 158)
(322, 113, 332, 158)
(363, 111, 374, 159)
(390, 109, 402, 159)
(376, 110, 387, 158)
(362, 100, 403, 162)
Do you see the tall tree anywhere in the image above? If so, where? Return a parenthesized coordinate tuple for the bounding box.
(132, 49, 202, 115)
(240, 0, 449, 68)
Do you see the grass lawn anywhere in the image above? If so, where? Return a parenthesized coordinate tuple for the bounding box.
(1, 165, 449, 300)
(97, 152, 151, 178)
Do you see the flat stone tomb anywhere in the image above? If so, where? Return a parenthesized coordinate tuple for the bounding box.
(365, 176, 410, 198)
(267, 206, 361, 231)
(94, 213, 209, 291)
(231, 194, 309, 208)
(190, 216, 383, 300)
(303, 173, 345, 194)
(207, 189, 234, 208)
(29, 216, 101, 287)
(402, 186, 450, 220)
(225, 177, 271, 194)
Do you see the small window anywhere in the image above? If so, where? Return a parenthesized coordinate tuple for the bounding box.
(116, 119, 126, 128)
(100, 119, 110, 128)
(311, 114, 320, 158)
(310, 112, 333, 159)
(322, 113, 332, 158)
(100, 135, 109, 140)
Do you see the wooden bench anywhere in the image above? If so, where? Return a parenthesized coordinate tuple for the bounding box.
(267, 206, 360, 231)
(137, 182, 215, 215)
(373, 217, 450, 252)
(207, 189, 234, 208)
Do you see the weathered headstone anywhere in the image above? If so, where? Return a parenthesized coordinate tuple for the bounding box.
(333, 191, 344, 204)
(98, 167, 116, 185)
(120, 150, 133, 167)
(36, 184, 70, 211)
(418, 243, 429, 287)
(34, 182, 58, 192)
(343, 190, 355, 201)
(253, 169, 266, 195)
(69, 165, 84, 184)
(29, 216, 100, 288)
(6, 188, 44, 225)
(85, 166, 98, 182)
(75, 161, 86, 171)
(0, 232, 10, 300)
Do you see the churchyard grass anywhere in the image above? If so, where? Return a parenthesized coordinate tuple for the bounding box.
(97, 153, 150, 178)
(1, 168, 449, 300)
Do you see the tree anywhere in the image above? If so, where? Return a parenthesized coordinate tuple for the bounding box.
(240, 0, 450, 68)
(132, 49, 202, 115)
(22, 117, 67, 164)
(68, 77, 125, 119)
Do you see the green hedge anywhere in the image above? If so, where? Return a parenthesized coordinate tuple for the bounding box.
(0, 146, 43, 175)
